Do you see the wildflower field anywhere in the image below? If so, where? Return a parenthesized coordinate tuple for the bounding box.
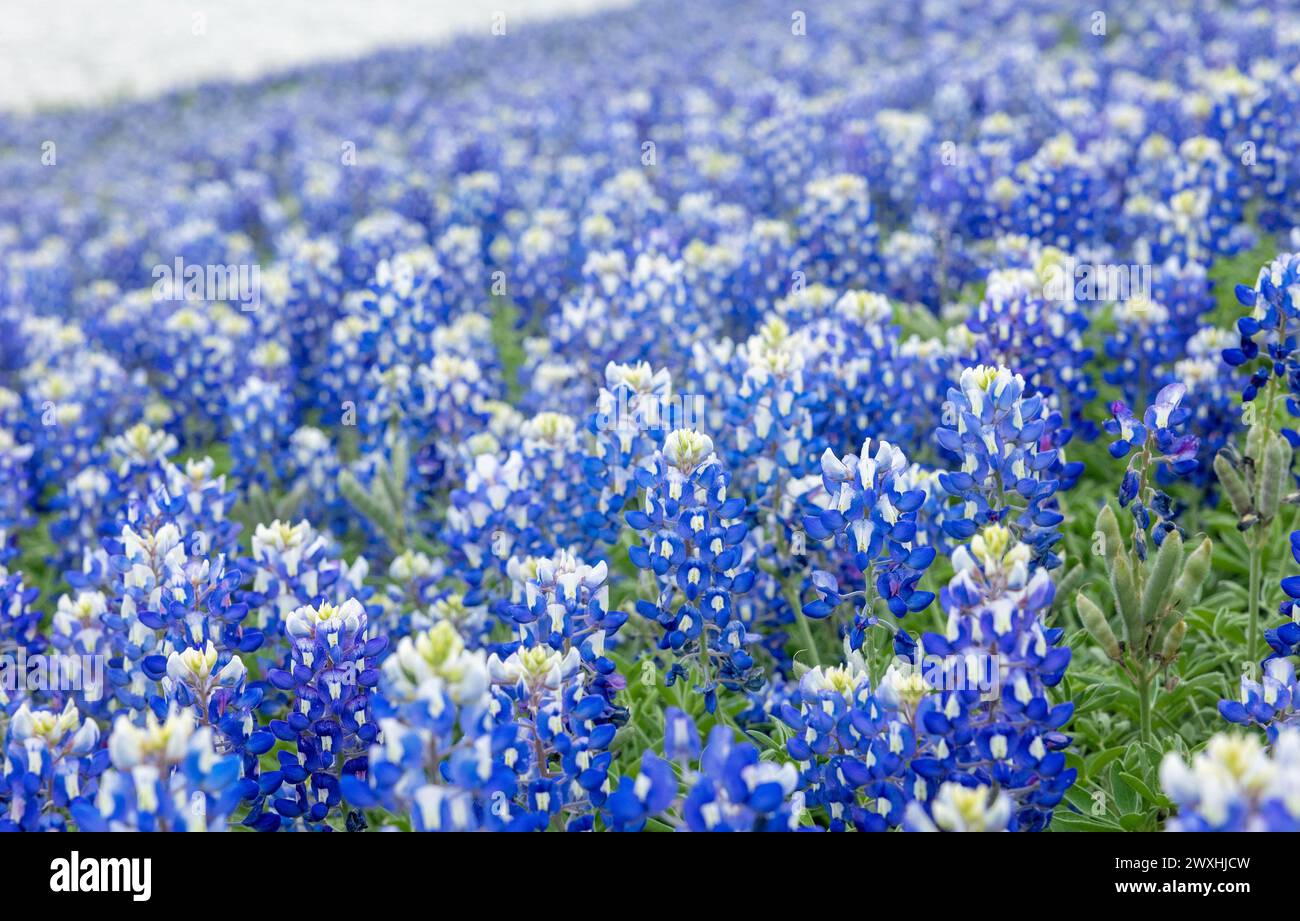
(3, 0, 1300, 836)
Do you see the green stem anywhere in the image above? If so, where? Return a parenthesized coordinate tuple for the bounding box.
(1136, 671, 1153, 746)
(783, 576, 823, 669)
(1247, 528, 1264, 666)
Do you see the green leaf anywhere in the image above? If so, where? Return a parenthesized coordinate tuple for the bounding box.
(1051, 811, 1122, 832)
(1084, 746, 1125, 781)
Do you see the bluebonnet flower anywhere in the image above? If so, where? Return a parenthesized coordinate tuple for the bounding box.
(446, 449, 549, 605)
(70, 708, 242, 832)
(0, 566, 43, 680)
(0, 700, 104, 831)
(776, 642, 913, 831)
(281, 235, 346, 396)
(257, 598, 386, 829)
(247, 519, 370, 639)
(1106, 382, 1199, 552)
(802, 290, 913, 454)
(1223, 251, 1300, 410)
(903, 781, 1012, 832)
(1219, 658, 1298, 742)
(340, 211, 427, 287)
(1169, 327, 1241, 487)
(626, 429, 757, 711)
(795, 174, 881, 290)
(917, 524, 1075, 831)
(864, 110, 933, 227)
(610, 717, 800, 832)
(228, 375, 295, 490)
(935, 365, 1081, 569)
(506, 208, 579, 311)
(0, 422, 34, 564)
(1103, 299, 1179, 409)
(584, 360, 678, 545)
(680, 725, 800, 831)
(1273, 532, 1300, 636)
(485, 643, 603, 829)
(801, 439, 936, 643)
(727, 316, 822, 509)
(342, 620, 522, 831)
(285, 426, 347, 535)
(1011, 133, 1107, 251)
(549, 248, 703, 369)
(1160, 729, 1300, 832)
(962, 256, 1097, 443)
(517, 412, 598, 554)
(723, 219, 797, 330)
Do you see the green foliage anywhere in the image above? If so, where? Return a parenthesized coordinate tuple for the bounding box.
(337, 436, 411, 553)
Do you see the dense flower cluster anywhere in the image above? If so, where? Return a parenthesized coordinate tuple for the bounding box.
(4, 0, 1300, 835)
(1160, 730, 1300, 832)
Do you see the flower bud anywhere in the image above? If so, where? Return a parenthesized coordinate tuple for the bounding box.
(1141, 530, 1182, 627)
(1110, 552, 1142, 648)
(1094, 504, 1123, 561)
(1160, 617, 1186, 661)
(1077, 592, 1121, 660)
(1214, 452, 1252, 518)
(1170, 536, 1212, 610)
(1258, 434, 1292, 523)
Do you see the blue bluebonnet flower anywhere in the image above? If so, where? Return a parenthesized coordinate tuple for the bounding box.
(1106, 382, 1199, 552)
(584, 360, 678, 545)
(1219, 658, 1298, 742)
(342, 619, 522, 831)
(902, 781, 1012, 832)
(0, 421, 34, 565)
(505, 208, 579, 311)
(962, 255, 1097, 443)
(281, 235, 346, 397)
(611, 716, 800, 832)
(680, 724, 800, 831)
(1011, 133, 1108, 251)
(727, 316, 822, 508)
(0, 566, 43, 675)
(935, 365, 1081, 569)
(285, 426, 348, 535)
(549, 248, 703, 369)
(340, 211, 428, 287)
(485, 643, 604, 829)
(70, 709, 241, 832)
(1223, 251, 1300, 409)
(516, 412, 598, 554)
(1103, 299, 1179, 408)
(626, 429, 757, 710)
(881, 229, 944, 310)
(795, 174, 881, 290)
(248, 519, 371, 639)
(228, 375, 295, 490)
(1169, 327, 1241, 487)
(1274, 533, 1300, 634)
(801, 438, 936, 641)
(776, 642, 913, 831)
(0, 700, 104, 831)
(802, 290, 913, 454)
(723, 219, 797, 329)
(1160, 729, 1300, 832)
(864, 111, 933, 226)
(257, 598, 386, 829)
(917, 524, 1076, 831)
